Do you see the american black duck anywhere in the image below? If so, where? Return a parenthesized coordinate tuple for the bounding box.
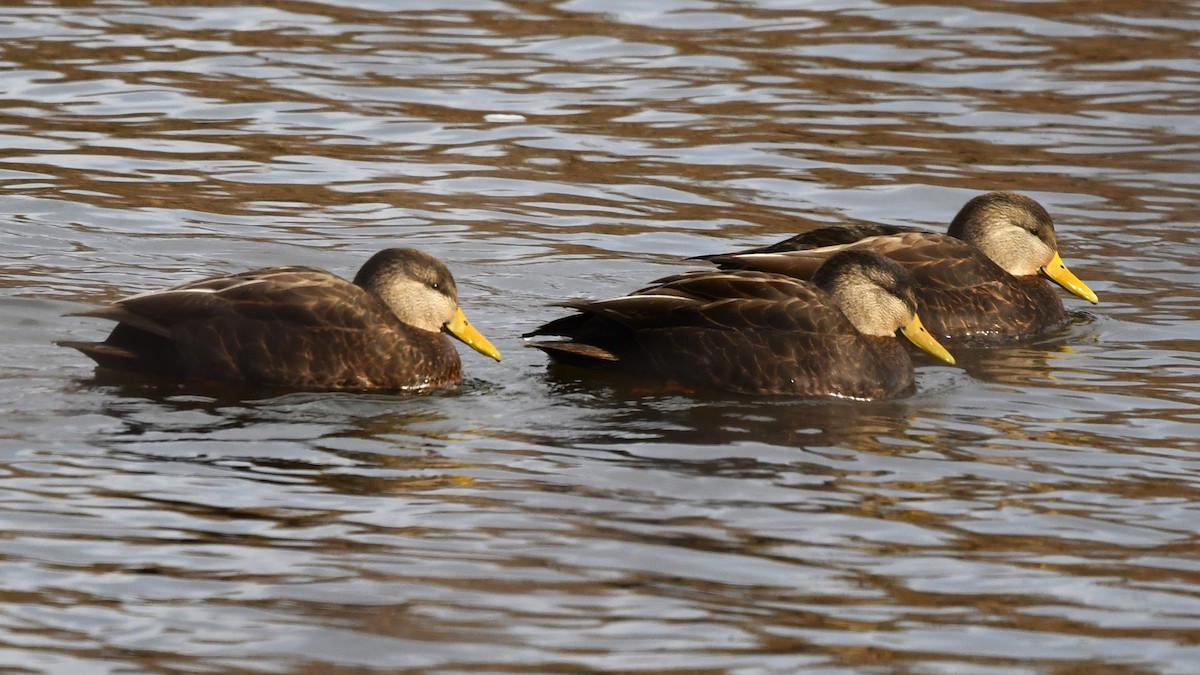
(60, 248, 502, 391)
(699, 191, 1098, 343)
(525, 250, 955, 399)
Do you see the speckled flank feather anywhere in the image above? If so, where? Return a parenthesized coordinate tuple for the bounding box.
(60, 256, 467, 392)
(527, 268, 917, 399)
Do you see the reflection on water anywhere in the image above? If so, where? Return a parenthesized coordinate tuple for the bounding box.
(3, 0, 1200, 671)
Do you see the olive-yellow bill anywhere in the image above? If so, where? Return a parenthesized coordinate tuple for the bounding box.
(1041, 252, 1097, 304)
(899, 314, 955, 365)
(445, 308, 502, 361)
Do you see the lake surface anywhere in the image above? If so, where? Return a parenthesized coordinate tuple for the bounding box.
(3, 1, 1199, 672)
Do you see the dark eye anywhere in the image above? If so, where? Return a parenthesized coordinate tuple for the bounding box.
(1028, 227, 1038, 235)
(429, 282, 441, 290)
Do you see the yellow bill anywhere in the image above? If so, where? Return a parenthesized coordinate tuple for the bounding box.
(445, 308, 502, 361)
(900, 314, 956, 365)
(1041, 252, 1098, 304)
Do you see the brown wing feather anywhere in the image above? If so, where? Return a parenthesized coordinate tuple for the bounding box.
(594, 271, 854, 336)
(857, 233, 1002, 287)
(121, 268, 381, 330)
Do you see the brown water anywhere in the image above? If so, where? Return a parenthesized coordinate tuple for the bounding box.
(2, 1, 1199, 672)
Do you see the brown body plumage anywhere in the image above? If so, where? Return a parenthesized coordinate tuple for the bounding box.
(60, 248, 501, 392)
(525, 250, 954, 399)
(699, 192, 1098, 344)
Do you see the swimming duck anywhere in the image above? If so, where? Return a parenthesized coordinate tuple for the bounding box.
(525, 250, 954, 399)
(698, 191, 1097, 343)
(60, 248, 502, 391)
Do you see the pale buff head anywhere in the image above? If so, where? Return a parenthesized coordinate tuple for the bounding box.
(354, 248, 501, 361)
(811, 250, 954, 364)
(947, 191, 1058, 276)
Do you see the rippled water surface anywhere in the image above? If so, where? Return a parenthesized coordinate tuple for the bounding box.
(3, 1, 1200, 672)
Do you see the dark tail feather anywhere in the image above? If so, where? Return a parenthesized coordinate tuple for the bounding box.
(689, 242, 807, 264)
(525, 340, 619, 366)
(694, 253, 752, 270)
(526, 306, 629, 367)
(523, 311, 593, 338)
(58, 326, 186, 378)
(58, 341, 148, 372)
(692, 251, 826, 278)
(691, 223, 917, 261)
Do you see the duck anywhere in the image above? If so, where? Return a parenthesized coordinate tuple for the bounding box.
(60, 248, 502, 391)
(525, 249, 955, 399)
(698, 192, 1098, 343)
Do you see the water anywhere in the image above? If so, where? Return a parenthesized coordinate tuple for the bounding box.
(3, 1, 1200, 672)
